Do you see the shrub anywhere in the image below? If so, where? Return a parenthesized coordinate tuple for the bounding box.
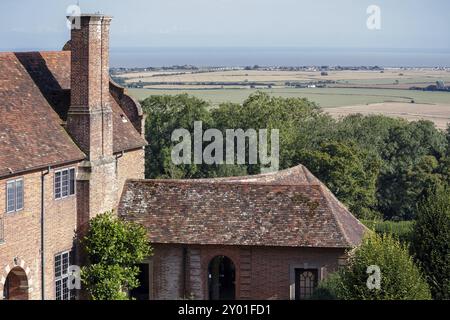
(310, 273, 341, 300)
(316, 233, 431, 300)
(81, 212, 152, 300)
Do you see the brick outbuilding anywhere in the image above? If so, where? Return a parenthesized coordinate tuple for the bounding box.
(119, 166, 367, 300)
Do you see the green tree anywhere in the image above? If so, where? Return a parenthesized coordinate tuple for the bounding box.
(444, 125, 450, 155)
(81, 212, 152, 300)
(411, 187, 450, 299)
(333, 114, 405, 156)
(317, 233, 431, 300)
(438, 157, 450, 186)
(212, 92, 332, 173)
(377, 121, 447, 220)
(300, 141, 381, 219)
(141, 94, 213, 178)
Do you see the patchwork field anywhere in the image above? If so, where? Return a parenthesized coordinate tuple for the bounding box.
(119, 68, 450, 89)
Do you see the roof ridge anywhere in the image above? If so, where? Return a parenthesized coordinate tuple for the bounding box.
(316, 183, 353, 247)
(317, 183, 368, 246)
(126, 178, 323, 188)
(300, 164, 314, 183)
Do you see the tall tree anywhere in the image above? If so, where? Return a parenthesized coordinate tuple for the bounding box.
(411, 187, 450, 299)
(141, 94, 213, 178)
(377, 121, 447, 220)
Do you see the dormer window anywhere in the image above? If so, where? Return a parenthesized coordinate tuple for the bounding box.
(6, 178, 24, 213)
(54, 168, 75, 199)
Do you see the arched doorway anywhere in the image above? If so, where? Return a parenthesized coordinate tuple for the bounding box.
(208, 256, 235, 300)
(2, 267, 29, 300)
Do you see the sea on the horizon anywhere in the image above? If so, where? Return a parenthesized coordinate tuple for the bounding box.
(109, 46, 450, 68)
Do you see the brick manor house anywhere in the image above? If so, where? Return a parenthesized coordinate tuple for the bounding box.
(0, 14, 366, 300)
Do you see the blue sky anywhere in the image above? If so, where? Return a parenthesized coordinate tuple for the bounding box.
(1, 0, 449, 50)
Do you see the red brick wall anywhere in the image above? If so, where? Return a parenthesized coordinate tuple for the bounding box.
(246, 246, 344, 299)
(116, 148, 145, 201)
(151, 245, 184, 299)
(0, 164, 78, 300)
(42, 165, 78, 300)
(150, 244, 346, 300)
(0, 171, 41, 300)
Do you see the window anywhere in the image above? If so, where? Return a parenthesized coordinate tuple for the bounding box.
(0, 217, 4, 244)
(54, 168, 75, 199)
(294, 269, 318, 300)
(55, 251, 75, 300)
(6, 178, 24, 213)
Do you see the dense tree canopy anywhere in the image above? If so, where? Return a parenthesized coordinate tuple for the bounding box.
(142, 94, 213, 178)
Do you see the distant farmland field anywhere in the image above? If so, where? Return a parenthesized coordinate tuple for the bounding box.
(326, 102, 450, 130)
(119, 69, 450, 89)
(128, 87, 450, 107)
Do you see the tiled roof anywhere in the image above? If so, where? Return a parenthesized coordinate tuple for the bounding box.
(0, 51, 146, 177)
(119, 165, 368, 248)
(0, 52, 84, 177)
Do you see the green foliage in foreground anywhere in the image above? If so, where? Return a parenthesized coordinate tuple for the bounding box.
(411, 187, 450, 300)
(313, 233, 431, 300)
(81, 212, 152, 300)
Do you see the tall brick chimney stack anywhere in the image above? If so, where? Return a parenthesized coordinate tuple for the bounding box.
(66, 14, 113, 160)
(66, 14, 118, 231)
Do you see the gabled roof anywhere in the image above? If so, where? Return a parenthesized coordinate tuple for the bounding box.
(118, 165, 367, 248)
(0, 51, 147, 177)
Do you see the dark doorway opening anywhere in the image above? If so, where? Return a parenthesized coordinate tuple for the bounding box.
(130, 263, 149, 300)
(3, 267, 29, 300)
(208, 256, 235, 300)
(294, 268, 318, 300)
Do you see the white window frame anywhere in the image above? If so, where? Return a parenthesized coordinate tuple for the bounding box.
(54, 250, 75, 300)
(54, 168, 76, 200)
(6, 177, 24, 213)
